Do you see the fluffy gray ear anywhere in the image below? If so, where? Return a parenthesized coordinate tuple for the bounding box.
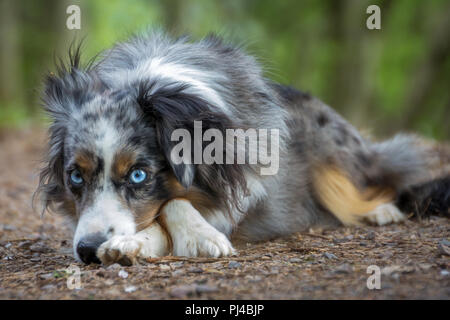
(136, 82, 199, 188)
(42, 41, 105, 122)
(34, 43, 102, 214)
(157, 119, 196, 189)
(33, 124, 67, 215)
(136, 81, 236, 189)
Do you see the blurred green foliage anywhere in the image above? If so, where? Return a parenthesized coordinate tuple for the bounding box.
(0, 0, 448, 139)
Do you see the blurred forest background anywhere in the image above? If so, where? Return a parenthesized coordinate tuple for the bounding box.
(0, 0, 449, 139)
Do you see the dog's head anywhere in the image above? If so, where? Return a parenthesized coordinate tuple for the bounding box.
(34, 38, 253, 264)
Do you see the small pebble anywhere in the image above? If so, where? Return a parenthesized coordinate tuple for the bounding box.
(2, 224, 17, 231)
(366, 231, 376, 240)
(18, 241, 31, 249)
(438, 239, 450, 256)
(323, 252, 337, 260)
(170, 262, 184, 268)
(29, 243, 51, 253)
(170, 285, 196, 298)
(245, 275, 262, 282)
(333, 263, 353, 274)
(194, 278, 208, 284)
(107, 263, 121, 270)
(41, 284, 56, 290)
(39, 273, 54, 280)
(289, 258, 302, 263)
(159, 264, 171, 271)
(359, 242, 368, 247)
(187, 267, 203, 273)
(124, 285, 137, 293)
(171, 270, 184, 277)
(228, 261, 241, 269)
(195, 284, 219, 293)
(104, 279, 115, 286)
(118, 270, 129, 279)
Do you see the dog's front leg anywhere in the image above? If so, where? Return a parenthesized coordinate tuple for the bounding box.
(97, 222, 170, 266)
(160, 198, 235, 257)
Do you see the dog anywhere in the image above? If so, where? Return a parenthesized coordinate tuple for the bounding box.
(35, 30, 450, 265)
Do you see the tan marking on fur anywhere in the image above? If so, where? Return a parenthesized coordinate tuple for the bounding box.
(156, 209, 174, 254)
(134, 202, 163, 230)
(75, 151, 96, 175)
(134, 200, 172, 252)
(312, 165, 395, 226)
(165, 175, 217, 213)
(59, 198, 77, 218)
(112, 151, 137, 180)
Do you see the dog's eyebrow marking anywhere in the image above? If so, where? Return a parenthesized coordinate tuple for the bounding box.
(112, 151, 137, 180)
(75, 150, 97, 174)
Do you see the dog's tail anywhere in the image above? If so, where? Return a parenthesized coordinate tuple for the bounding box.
(312, 134, 450, 225)
(370, 135, 441, 188)
(370, 134, 450, 218)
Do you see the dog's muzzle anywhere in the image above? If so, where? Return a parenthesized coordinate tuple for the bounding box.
(76, 233, 107, 264)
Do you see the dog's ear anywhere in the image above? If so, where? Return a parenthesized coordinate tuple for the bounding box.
(136, 82, 232, 189)
(43, 41, 104, 122)
(34, 43, 101, 215)
(33, 124, 67, 216)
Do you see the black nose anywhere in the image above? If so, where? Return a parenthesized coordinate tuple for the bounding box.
(76, 233, 107, 264)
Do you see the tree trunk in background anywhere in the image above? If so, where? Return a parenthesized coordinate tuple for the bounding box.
(161, 0, 184, 34)
(24, 0, 69, 114)
(399, 4, 450, 134)
(327, 0, 367, 123)
(0, 0, 22, 105)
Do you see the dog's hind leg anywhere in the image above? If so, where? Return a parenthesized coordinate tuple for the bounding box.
(312, 165, 406, 226)
(364, 203, 406, 225)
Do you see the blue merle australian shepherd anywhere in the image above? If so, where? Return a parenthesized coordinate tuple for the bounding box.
(35, 30, 450, 265)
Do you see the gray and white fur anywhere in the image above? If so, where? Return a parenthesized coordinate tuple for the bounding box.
(35, 30, 450, 264)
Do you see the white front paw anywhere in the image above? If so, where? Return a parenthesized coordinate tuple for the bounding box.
(173, 227, 235, 258)
(97, 235, 142, 266)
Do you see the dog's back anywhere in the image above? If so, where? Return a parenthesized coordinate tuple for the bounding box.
(234, 83, 450, 241)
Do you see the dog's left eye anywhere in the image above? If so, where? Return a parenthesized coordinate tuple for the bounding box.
(129, 169, 147, 184)
(69, 169, 84, 186)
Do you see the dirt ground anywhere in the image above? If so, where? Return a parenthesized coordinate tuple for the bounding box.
(0, 128, 448, 300)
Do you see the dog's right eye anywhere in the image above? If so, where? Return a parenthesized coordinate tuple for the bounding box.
(69, 169, 84, 186)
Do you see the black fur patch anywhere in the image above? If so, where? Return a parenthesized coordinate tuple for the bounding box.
(396, 176, 450, 218)
(269, 82, 311, 105)
(317, 113, 329, 127)
(136, 80, 249, 214)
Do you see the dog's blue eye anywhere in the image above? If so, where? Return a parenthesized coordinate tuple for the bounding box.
(70, 169, 83, 185)
(129, 169, 147, 184)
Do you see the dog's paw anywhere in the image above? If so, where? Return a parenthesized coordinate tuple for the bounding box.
(173, 227, 235, 258)
(97, 235, 142, 266)
(365, 203, 406, 226)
